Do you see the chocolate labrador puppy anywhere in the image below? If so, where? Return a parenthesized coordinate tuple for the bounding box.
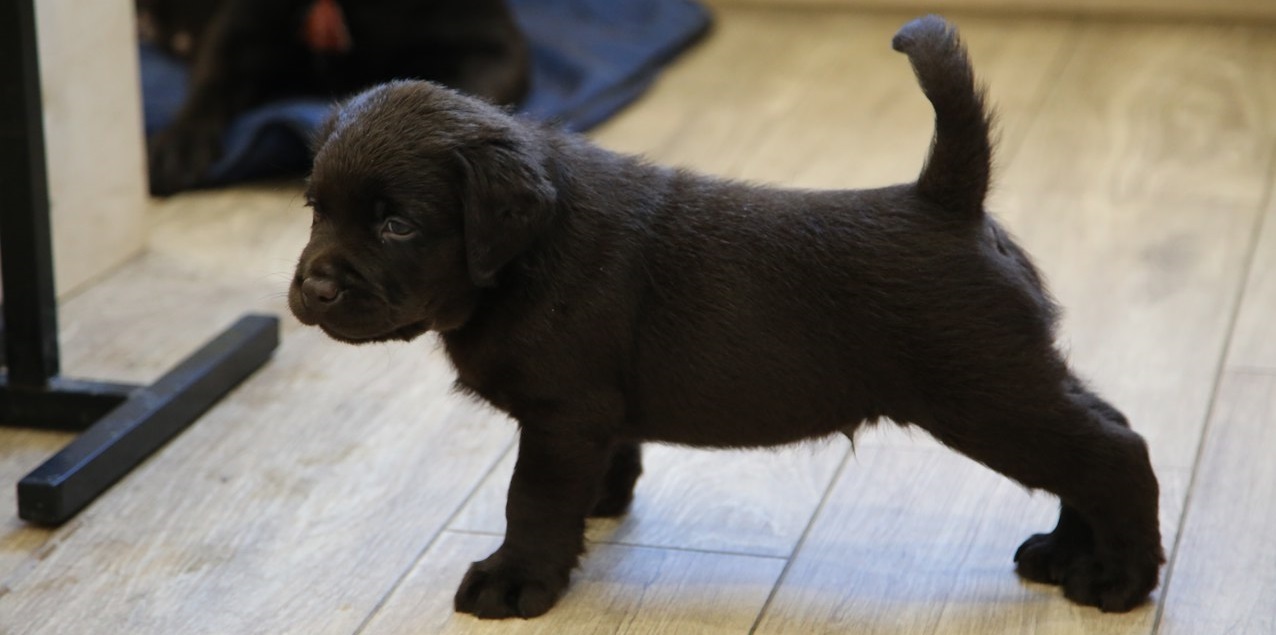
(142, 0, 530, 195)
(289, 16, 1164, 619)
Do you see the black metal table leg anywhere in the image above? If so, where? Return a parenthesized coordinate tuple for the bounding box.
(1, 0, 281, 525)
(0, 0, 60, 389)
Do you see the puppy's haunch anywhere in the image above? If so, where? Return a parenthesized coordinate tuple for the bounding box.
(290, 15, 1164, 619)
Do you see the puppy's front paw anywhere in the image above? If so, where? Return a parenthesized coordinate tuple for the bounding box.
(1016, 531, 1161, 613)
(454, 551, 568, 619)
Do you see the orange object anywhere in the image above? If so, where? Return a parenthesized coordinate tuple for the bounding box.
(302, 0, 352, 54)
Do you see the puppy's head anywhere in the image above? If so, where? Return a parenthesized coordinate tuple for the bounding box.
(289, 80, 557, 344)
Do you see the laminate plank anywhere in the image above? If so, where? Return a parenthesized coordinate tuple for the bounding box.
(754, 447, 1188, 635)
(1157, 372, 1276, 635)
(0, 431, 65, 585)
(984, 21, 1276, 469)
(1227, 196, 1276, 371)
(52, 184, 311, 385)
(358, 531, 786, 635)
(0, 335, 516, 634)
(591, 12, 1076, 190)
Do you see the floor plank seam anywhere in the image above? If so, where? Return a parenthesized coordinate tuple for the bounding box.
(925, 499, 1021, 633)
(746, 444, 855, 635)
(349, 435, 518, 635)
(445, 528, 793, 562)
(1150, 140, 1276, 634)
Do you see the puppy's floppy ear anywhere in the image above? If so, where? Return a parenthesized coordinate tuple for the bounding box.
(456, 131, 557, 287)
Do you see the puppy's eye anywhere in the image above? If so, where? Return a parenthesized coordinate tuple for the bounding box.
(382, 217, 416, 239)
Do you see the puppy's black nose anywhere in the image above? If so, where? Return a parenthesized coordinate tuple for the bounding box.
(301, 276, 343, 307)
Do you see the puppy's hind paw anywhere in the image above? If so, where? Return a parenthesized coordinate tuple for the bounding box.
(1016, 530, 1161, 613)
(1058, 551, 1161, 613)
(1014, 530, 1091, 585)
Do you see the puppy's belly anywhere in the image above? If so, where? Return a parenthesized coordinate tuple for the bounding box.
(627, 375, 886, 448)
(634, 414, 868, 448)
(623, 319, 906, 448)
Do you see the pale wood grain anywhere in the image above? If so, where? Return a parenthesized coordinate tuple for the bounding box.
(1157, 372, 1276, 635)
(57, 184, 311, 385)
(450, 440, 849, 557)
(359, 531, 786, 635)
(706, 0, 1276, 22)
(592, 12, 1076, 190)
(145, 181, 313, 282)
(984, 21, 1276, 470)
(0, 334, 517, 634)
(754, 446, 1189, 635)
(1227, 196, 1276, 371)
(0, 430, 66, 586)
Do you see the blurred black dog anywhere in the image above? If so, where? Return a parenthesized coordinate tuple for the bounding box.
(289, 16, 1164, 619)
(139, 0, 530, 195)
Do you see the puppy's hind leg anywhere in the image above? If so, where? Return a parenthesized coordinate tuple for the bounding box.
(921, 370, 1164, 613)
(590, 441, 643, 518)
(1014, 376, 1135, 587)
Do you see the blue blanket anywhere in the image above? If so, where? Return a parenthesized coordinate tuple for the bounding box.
(141, 0, 711, 187)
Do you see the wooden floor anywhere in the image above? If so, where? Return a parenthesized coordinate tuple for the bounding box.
(3, 6, 1275, 634)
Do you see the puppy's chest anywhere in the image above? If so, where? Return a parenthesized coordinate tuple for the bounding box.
(450, 362, 519, 413)
(444, 338, 558, 420)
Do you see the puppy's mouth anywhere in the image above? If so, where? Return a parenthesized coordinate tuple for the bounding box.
(288, 276, 434, 344)
(317, 318, 433, 344)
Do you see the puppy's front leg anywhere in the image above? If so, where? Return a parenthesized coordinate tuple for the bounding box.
(455, 428, 613, 619)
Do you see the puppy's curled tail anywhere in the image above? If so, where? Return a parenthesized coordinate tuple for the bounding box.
(893, 16, 992, 220)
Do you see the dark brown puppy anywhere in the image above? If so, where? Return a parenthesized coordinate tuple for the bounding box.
(143, 0, 530, 195)
(290, 16, 1164, 619)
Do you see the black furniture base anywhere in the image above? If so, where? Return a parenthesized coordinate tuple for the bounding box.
(2, 315, 279, 525)
(1, 0, 281, 525)
(3, 316, 280, 525)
